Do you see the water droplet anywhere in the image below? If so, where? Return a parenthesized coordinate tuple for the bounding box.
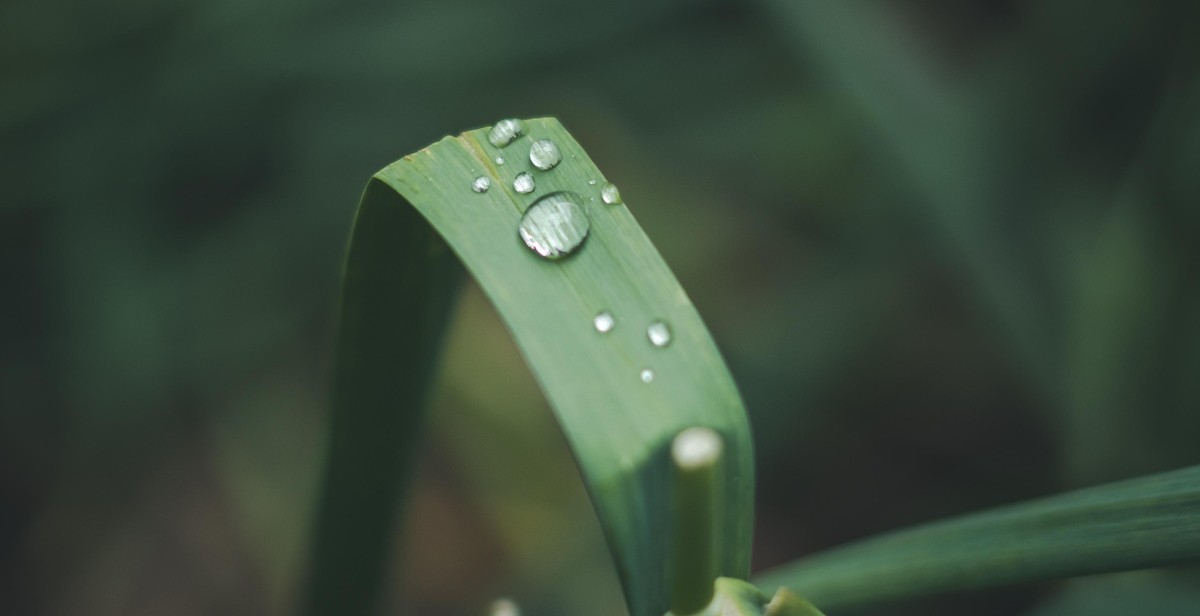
(488, 119, 525, 148)
(588, 179, 597, 185)
(513, 172, 535, 194)
(593, 311, 615, 333)
(601, 182, 622, 205)
(471, 176, 491, 193)
(495, 156, 505, 165)
(647, 320, 672, 347)
(640, 368, 655, 383)
(529, 139, 562, 170)
(518, 192, 590, 259)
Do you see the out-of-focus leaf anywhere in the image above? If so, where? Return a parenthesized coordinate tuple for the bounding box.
(754, 0, 1055, 386)
(1024, 573, 1200, 616)
(754, 464, 1200, 611)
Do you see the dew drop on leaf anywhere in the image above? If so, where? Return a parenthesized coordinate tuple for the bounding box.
(518, 192, 590, 259)
(594, 311, 615, 333)
(513, 172, 535, 194)
(488, 119, 525, 148)
(471, 176, 491, 193)
(529, 139, 562, 170)
(647, 320, 672, 347)
(601, 182, 622, 205)
(640, 368, 655, 383)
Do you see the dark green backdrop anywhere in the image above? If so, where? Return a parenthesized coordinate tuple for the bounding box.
(3, 1, 1199, 614)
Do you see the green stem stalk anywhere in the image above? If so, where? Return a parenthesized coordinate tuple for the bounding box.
(670, 427, 724, 615)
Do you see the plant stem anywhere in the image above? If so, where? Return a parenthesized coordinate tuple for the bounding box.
(670, 427, 724, 615)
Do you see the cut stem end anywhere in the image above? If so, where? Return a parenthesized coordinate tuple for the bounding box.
(670, 426, 724, 615)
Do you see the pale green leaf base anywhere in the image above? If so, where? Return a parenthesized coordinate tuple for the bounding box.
(666, 578, 825, 616)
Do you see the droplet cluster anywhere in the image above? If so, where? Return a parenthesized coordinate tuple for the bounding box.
(478, 119, 662, 385)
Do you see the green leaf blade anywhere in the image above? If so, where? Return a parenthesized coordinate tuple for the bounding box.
(307, 118, 755, 616)
(304, 180, 462, 616)
(753, 464, 1200, 611)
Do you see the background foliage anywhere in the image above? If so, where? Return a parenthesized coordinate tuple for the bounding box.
(3, 1, 1199, 615)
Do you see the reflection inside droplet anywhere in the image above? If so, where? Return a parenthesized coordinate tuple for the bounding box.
(488, 119, 525, 148)
(513, 172, 535, 194)
(517, 192, 590, 260)
(529, 139, 562, 170)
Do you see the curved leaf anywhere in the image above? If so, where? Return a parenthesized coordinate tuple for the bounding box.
(305, 118, 755, 616)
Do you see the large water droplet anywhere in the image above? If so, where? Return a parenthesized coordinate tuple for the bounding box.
(529, 139, 562, 170)
(647, 320, 672, 347)
(601, 182, 622, 205)
(594, 311, 615, 333)
(488, 119, 525, 148)
(518, 192, 590, 260)
(513, 172, 535, 194)
(640, 368, 655, 383)
(471, 176, 491, 193)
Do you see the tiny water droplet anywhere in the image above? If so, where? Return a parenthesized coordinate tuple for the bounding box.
(588, 179, 597, 185)
(518, 192, 590, 259)
(513, 172, 535, 194)
(601, 182, 622, 205)
(529, 139, 562, 170)
(488, 119, 525, 148)
(640, 368, 655, 383)
(593, 311, 615, 333)
(647, 320, 672, 347)
(471, 176, 491, 193)
(495, 156, 505, 165)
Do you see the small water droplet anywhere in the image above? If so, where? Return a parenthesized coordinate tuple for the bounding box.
(488, 119, 525, 148)
(495, 156, 505, 165)
(513, 172, 535, 194)
(640, 368, 655, 383)
(588, 179, 597, 185)
(594, 311, 615, 333)
(518, 192, 590, 259)
(471, 176, 491, 193)
(601, 182, 622, 205)
(529, 139, 562, 170)
(647, 320, 672, 347)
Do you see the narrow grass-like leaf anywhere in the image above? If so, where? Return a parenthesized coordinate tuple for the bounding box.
(753, 464, 1200, 611)
(306, 118, 754, 616)
(303, 181, 462, 616)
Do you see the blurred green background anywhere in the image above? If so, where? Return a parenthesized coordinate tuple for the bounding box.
(4, 0, 1200, 614)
